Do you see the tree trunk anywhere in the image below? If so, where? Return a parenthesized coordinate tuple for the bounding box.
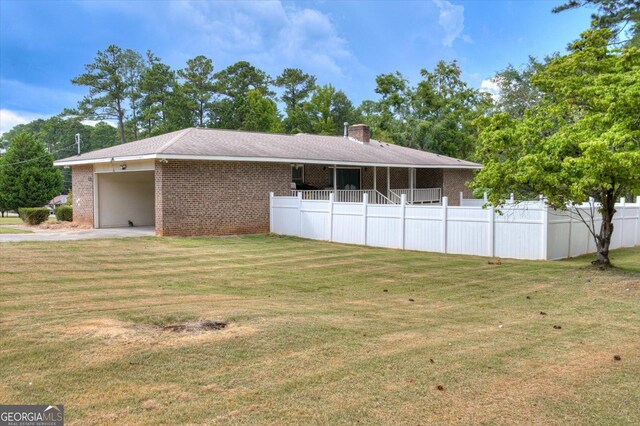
(593, 190, 616, 267)
(117, 99, 126, 144)
(131, 100, 139, 140)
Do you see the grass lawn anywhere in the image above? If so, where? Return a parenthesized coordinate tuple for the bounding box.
(0, 216, 56, 225)
(0, 227, 33, 234)
(1, 236, 638, 425)
(0, 217, 24, 225)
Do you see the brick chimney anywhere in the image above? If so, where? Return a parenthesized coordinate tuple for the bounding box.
(348, 124, 370, 143)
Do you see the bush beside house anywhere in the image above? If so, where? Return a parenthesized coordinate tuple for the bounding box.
(19, 208, 50, 225)
(55, 206, 73, 221)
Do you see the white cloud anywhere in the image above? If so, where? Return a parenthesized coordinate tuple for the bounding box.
(88, 1, 353, 78)
(275, 8, 351, 76)
(433, 0, 469, 47)
(0, 109, 47, 135)
(480, 78, 501, 101)
(81, 119, 117, 128)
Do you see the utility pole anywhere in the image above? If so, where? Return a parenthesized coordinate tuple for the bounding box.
(75, 133, 81, 155)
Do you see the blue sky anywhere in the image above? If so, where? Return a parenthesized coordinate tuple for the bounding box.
(0, 0, 593, 133)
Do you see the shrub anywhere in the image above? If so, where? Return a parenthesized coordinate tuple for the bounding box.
(55, 205, 73, 221)
(18, 207, 50, 225)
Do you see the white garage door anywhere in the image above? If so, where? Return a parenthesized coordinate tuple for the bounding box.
(97, 171, 155, 228)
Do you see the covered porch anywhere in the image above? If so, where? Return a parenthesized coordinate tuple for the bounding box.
(290, 163, 472, 205)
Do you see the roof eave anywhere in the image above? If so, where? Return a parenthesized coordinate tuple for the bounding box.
(54, 153, 482, 169)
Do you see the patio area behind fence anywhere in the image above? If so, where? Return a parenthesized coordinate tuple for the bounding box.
(270, 193, 640, 260)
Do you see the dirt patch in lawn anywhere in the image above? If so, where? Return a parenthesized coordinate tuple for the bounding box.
(57, 318, 257, 349)
(57, 318, 253, 367)
(160, 320, 227, 332)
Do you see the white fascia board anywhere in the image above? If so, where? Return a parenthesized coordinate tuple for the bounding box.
(54, 155, 156, 166)
(54, 153, 482, 169)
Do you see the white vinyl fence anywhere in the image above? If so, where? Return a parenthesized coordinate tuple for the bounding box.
(270, 193, 640, 260)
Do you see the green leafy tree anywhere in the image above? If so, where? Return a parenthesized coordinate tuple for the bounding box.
(164, 81, 196, 132)
(210, 61, 273, 129)
(411, 61, 491, 159)
(71, 45, 130, 144)
(361, 72, 414, 142)
(138, 51, 176, 135)
(473, 29, 640, 266)
(121, 49, 147, 140)
(304, 85, 360, 135)
(240, 90, 282, 133)
(178, 55, 216, 127)
(89, 122, 119, 151)
(275, 68, 316, 110)
(0, 116, 117, 192)
(0, 133, 63, 210)
(363, 62, 489, 158)
(553, 0, 640, 46)
(274, 68, 316, 133)
(488, 56, 547, 119)
(0, 156, 8, 216)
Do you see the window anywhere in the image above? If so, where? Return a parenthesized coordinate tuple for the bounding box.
(328, 167, 361, 190)
(291, 164, 304, 184)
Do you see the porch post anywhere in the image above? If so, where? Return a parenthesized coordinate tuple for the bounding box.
(373, 167, 377, 193)
(409, 168, 414, 204)
(333, 165, 337, 193)
(387, 167, 390, 197)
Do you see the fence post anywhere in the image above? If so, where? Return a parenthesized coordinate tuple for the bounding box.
(328, 192, 334, 242)
(442, 196, 448, 254)
(298, 192, 303, 238)
(540, 196, 548, 260)
(488, 203, 495, 257)
(269, 192, 274, 233)
(400, 194, 406, 249)
(620, 197, 626, 248)
(636, 196, 640, 246)
(362, 193, 368, 245)
(459, 191, 463, 206)
(567, 205, 573, 258)
(484, 192, 488, 204)
(510, 193, 514, 204)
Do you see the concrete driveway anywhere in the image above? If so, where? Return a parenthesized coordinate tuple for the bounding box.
(0, 226, 156, 242)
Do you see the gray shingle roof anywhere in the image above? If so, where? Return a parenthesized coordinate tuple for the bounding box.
(54, 127, 480, 168)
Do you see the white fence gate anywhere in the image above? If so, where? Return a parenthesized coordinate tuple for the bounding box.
(270, 193, 640, 260)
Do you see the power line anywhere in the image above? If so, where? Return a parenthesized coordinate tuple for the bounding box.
(0, 141, 79, 168)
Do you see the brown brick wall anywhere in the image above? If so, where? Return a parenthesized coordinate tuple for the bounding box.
(416, 168, 443, 189)
(303, 164, 331, 189)
(155, 160, 291, 237)
(71, 165, 94, 226)
(443, 169, 475, 206)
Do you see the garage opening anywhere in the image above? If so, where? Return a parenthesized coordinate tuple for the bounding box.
(97, 171, 155, 228)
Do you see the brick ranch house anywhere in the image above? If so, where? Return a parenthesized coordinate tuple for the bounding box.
(54, 124, 480, 237)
